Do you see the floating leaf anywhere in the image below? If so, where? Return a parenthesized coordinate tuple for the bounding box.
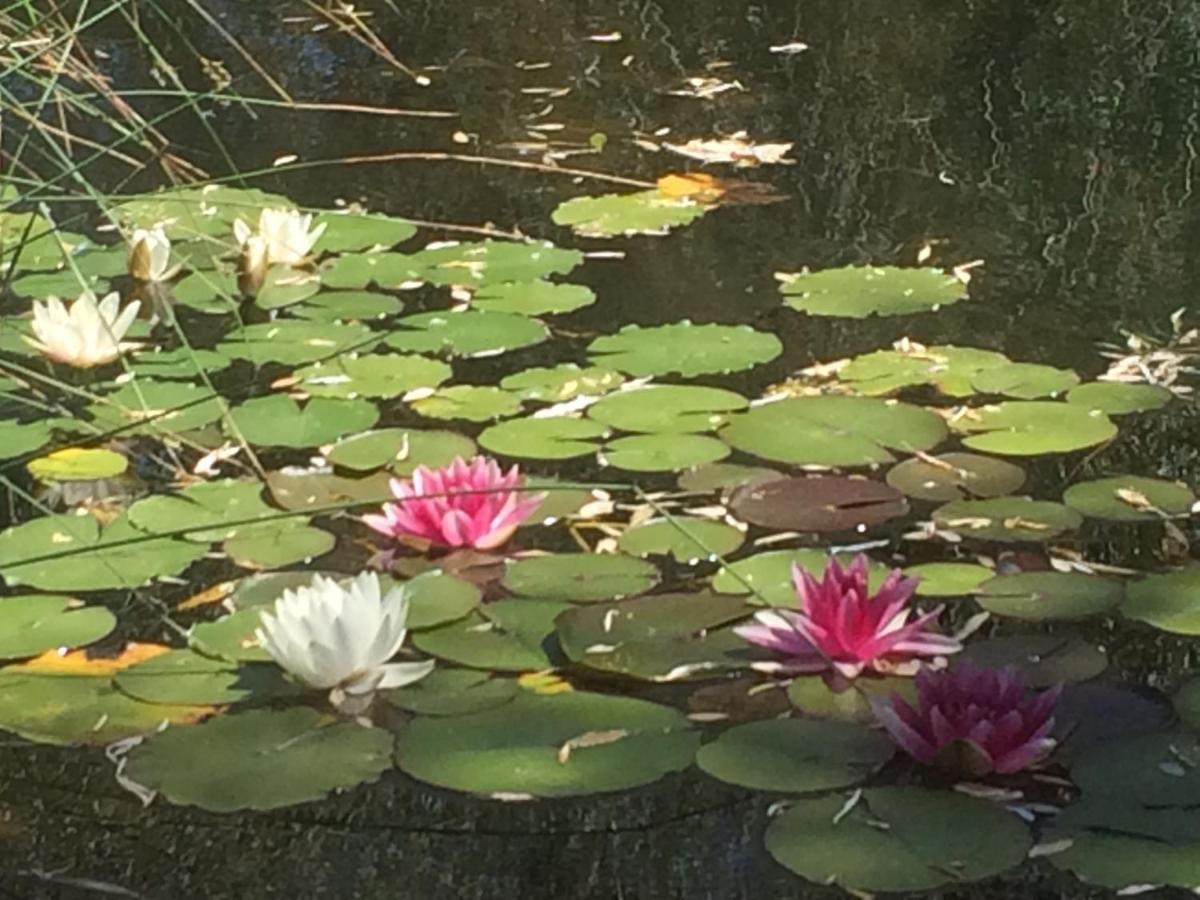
(765, 787, 1031, 892)
(218, 320, 376, 365)
(266, 469, 392, 512)
(503, 554, 658, 603)
(255, 266, 321, 310)
(479, 416, 608, 460)
(128, 479, 276, 542)
(409, 239, 583, 286)
(325, 427, 475, 472)
(130, 347, 233, 379)
(85, 380, 225, 436)
(588, 385, 747, 433)
(27, 447, 127, 482)
(125, 707, 394, 812)
(0, 419, 52, 461)
(904, 562, 993, 597)
(395, 692, 698, 797)
(293, 353, 451, 399)
(225, 525, 335, 569)
(974, 572, 1123, 620)
(292, 290, 403, 322)
(110, 185, 288, 239)
(1066, 381, 1173, 414)
(1062, 475, 1195, 521)
(617, 518, 745, 561)
(885, 452, 1025, 501)
(114, 649, 296, 705)
(970, 362, 1080, 399)
(587, 323, 781, 377)
(961, 635, 1107, 687)
(721, 396, 946, 466)
(500, 364, 625, 403)
(402, 571, 482, 630)
(228, 395, 379, 448)
(951, 401, 1117, 456)
(385, 667, 518, 716)
(778, 265, 967, 318)
(314, 212, 416, 253)
(383, 310, 548, 357)
(840, 345, 1009, 396)
(412, 599, 569, 671)
(601, 433, 730, 471)
(728, 476, 907, 532)
(696, 718, 893, 792)
(190, 608, 271, 662)
(551, 190, 708, 238)
(1054, 682, 1175, 756)
(786, 675, 916, 723)
(932, 497, 1082, 542)
(410, 385, 523, 422)
(0, 595, 116, 660)
(1123, 568, 1200, 634)
(676, 462, 782, 493)
(472, 281, 595, 316)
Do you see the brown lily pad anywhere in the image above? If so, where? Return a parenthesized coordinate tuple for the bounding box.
(728, 476, 908, 532)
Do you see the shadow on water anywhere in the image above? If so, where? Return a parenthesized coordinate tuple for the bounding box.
(3, 0, 1200, 896)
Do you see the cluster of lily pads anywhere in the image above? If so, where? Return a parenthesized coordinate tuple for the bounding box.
(1, 180, 1200, 894)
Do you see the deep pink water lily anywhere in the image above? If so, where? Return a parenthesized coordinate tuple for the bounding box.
(363, 456, 544, 551)
(874, 662, 1062, 776)
(734, 554, 961, 679)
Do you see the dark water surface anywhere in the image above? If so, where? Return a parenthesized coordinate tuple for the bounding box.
(4, 1, 1200, 896)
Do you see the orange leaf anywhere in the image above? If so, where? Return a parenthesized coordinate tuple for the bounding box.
(656, 172, 725, 200)
(15, 642, 171, 676)
(178, 580, 236, 611)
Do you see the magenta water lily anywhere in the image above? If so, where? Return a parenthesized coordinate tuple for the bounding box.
(874, 662, 1062, 776)
(363, 455, 544, 551)
(734, 554, 961, 679)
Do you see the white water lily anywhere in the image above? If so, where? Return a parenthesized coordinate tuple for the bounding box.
(233, 207, 326, 267)
(26, 291, 141, 368)
(255, 572, 434, 705)
(126, 226, 178, 282)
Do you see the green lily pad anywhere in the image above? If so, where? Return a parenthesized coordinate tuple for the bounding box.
(27, 447, 127, 482)
(587, 322, 781, 378)
(554, 591, 751, 681)
(225, 525, 335, 569)
(904, 562, 993, 597)
(721, 396, 946, 466)
(765, 787, 1031, 892)
(932, 497, 1082, 541)
(395, 691, 698, 797)
(472, 281, 595, 316)
(551, 190, 708, 238)
(110, 185, 288, 239)
(617, 518, 745, 562)
(218, 320, 376, 366)
(128, 479, 279, 542)
(960, 635, 1107, 687)
(0, 419, 52, 461)
(129, 347, 233, 379)
(10, 270, 109, 299)
(410, 385, 523, 422)
(697, 718, 893, 793)
(676, 462, 782, 494)
(401, 571, 482, 630)
(970, 362, 1080, 399)
(500, 364, 625, 403)
(292, 290, 403, 322)
(601, 433, 730, 471)
(266, 469, 392, 512)
(840, 345, 1010, 397)
(479, 416, 608, 460)
(1066, 381, 1173, 414)
(0, 595, 116, 659)
(293, 353, 451, 400)
(228, 395, 379, 448)
(189, 608, 271, 662)
(85, 380, 225, 436)
(951, 401, 1118, 456)
(385, 667, 518, 716)
(125, 706, 394, 812)
(588, 385, 747, 433)
(974, 572, 1123, 620)
(1123, 568, 1200, 634)
(114, 650, 297, 705)
(885, 452, 1026, 501)
(255, 266, 321, 310)
(1063, 475, 1195, 521)
(383, 310, 548, 357)
(0, 514, 205, 591)
(786, 675, 917, 723)
(326, 428, 475, 472)
(412, 599, 569, 671)
(318, 252, 429, 289)
(314, 212, 416, 253)
(408, 239, 583, 286)
(778, 265, 968, 318)
(170, 267, 240, 313)
(503, 553, 659, 602)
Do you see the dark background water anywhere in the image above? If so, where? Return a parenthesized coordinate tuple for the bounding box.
(4, 0, 1200, 896)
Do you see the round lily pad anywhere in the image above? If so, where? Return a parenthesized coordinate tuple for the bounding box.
(932, 497, 1082, 541)
(85, 380, 225, 436)
(130, 347, 233, 379)
(904, 562, 993, 597)
(292, 290, 403, 322)
(0, 595, 116, 659)
(676, 462, 782, 494)
(293, 353, 451, 400)
(601, 434, 730, 471)
(728, 475, 907, 532)
(1123, 568, 1200, 634)
(217, 320, 377, 366)
(114, 650, 296, 705)
(1062, 475, 1195, 521)
(1066, 381, 1173, 414)
(254, 266, 321, 310)
(125, 706, 394, 812)
(552, 190, 708, 238)
(0, 419, 52, 461)
(228, 395, 379, 448)
(587, 322, 781, 377)
(395, 691, 698, 797)
(189, 608, 271, 662)
(765, 787, 1031, 892)
(409, 239, 583, 286)
(588, 385, 747, 434)
(128, 479, 278, 542)
(778, 265, 967, 318)
(410, 385, 523, 422)
(471, 281, 595, 316)
(314, 212, 416, 253)
(383, 310, 548, 357)
(786, 675, 917, 723)
(412, 600, 568, 671)
(225, 525, 335, 570)
(617, 518, 745, 562)
(970, 362, 1080, 399)
(840, 345, 1011, 397)
(26, 448, 128, 482)
(696, 718, 893, 793)
(325, 427, 475, 473)
(479, 416, 608, 460)
(960, 635, 1107, 687)
(951, 401, 1118, 456)
(500, 364, 625, 403)
(385, 667, 518, 716)
(401, 571, 482, 630)
(503, 554, 658, 602)
(885, 452, 1025, 501)
(721, 396, 946, 466)
(110, 185, 288, 239)
(974, 572, 1123, 621)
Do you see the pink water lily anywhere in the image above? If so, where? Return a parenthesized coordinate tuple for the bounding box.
(363, 456, 544, 551)
(734, 554, 961, 679)
(874, 662, 1062, 776)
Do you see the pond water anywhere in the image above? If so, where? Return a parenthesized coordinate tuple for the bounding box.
(2, 1, 1200, 897)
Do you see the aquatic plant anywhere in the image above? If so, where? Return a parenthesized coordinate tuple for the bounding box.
(233, 207, 326, 267)
(126, 227, 177, 282)
(873, 661, 1061, 775)
(26, 291, 141, 368)
(255, 572, 433, 708)
(734, 554, 961, 679)
(363, 456, 544, 550)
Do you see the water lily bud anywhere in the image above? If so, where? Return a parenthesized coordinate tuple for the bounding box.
(237, 234, 269, 296)
(126, 226, 174, 282)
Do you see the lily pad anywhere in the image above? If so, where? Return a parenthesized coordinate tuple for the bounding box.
(1123, 568, 1200, 634)
(728, 476, 907, 532)
(601, 433, 730, 471)
(228, 395, 379, 448)
(778, 265, 968, 318)
(951, 401, 1118, 456)
(1066, 381, 1173, 414)
(970, 362, 1080, 399)
(85, 380, 225, 436)
(410, 385, 523, 422)
(395, 691, 698, 797)
(326, 428, 476, 472)
(764, 787, 1031, 892)
(225, 525, 335, 569)
(1063, 475, 1195, 521)
(503, 553, 659, 603)
(385, 667, 518, 716)
(721, 396, 946, 466)
(617, 518, 745, 562)
(587, 322, 781, 378)
(293, 353, 451, 400)
(314, 212, 416, 253)
(254, 266, 321, 310)
(885, 452, 1025, 501)
(412, 599, 568, 671)
(0, 419, 52, 460)
(0, 595, 116, 659)
(292, 290, 403, 322)
(932, 497, 1082, 542)
(696, 718, 893, 793)
(26, 447, 127, 482)
(840, 345, 1010, 397)
(551, 190, 708, 238)
(401, 571, 482, 630)
(479, 416, 608, 460)
(960, 635, 1107, 687)
(588, 385, 747, 433)
(125, 706, 394, 812)
(472, 281, 595, 316)
(500, 364, 625, 403)
(904, 562, 993, 597)
(676, 462, 782, 494)
(114, 649, 296, 705)
(130, 347, 233, 379)
(383, 310, 548, 357)
(110, 185, 288, 239)
(408, 239, 583, 286)
(786, 675, 917, 723)
(974, 572, 1123, 620)
(218, 320, 376, 366)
